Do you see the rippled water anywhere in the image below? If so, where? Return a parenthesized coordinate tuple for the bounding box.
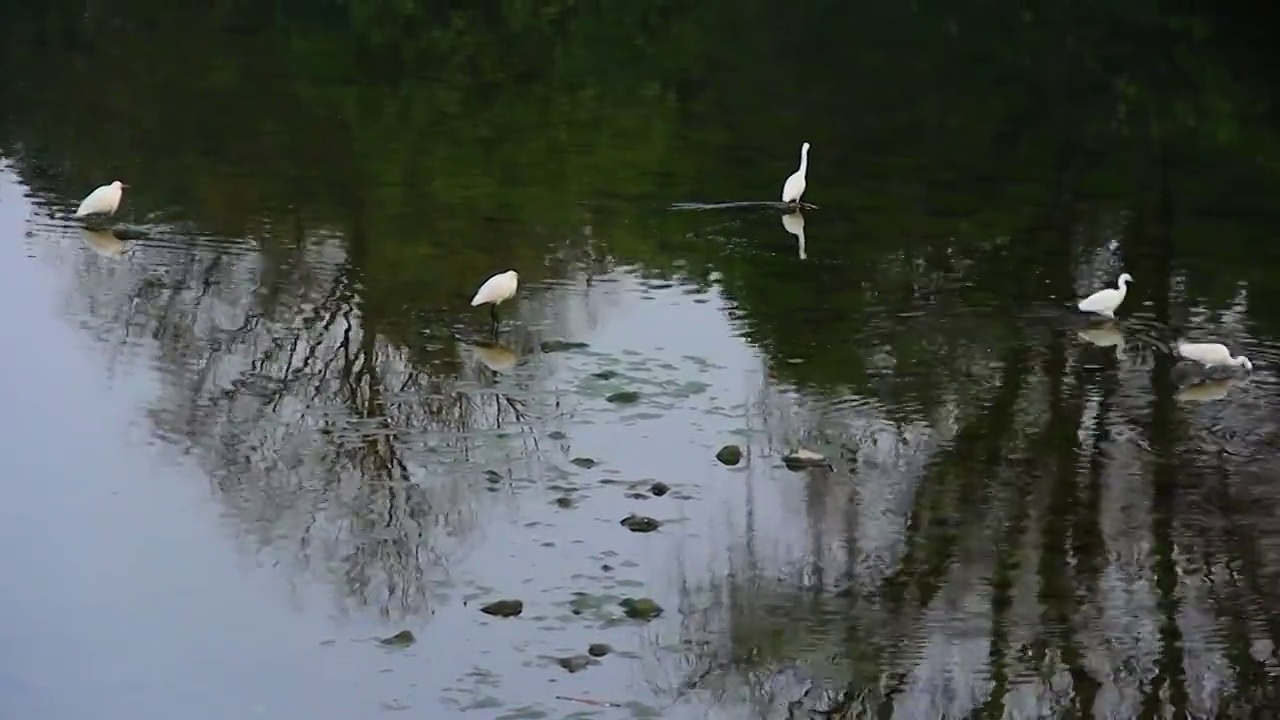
(5, 3, 1280, 719)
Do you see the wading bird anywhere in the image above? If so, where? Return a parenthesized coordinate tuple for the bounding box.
(1077, 273, 1133, 319)
(1176, 342, 1252, 372)
(75, 180, 127, 219)
(471, 269, 519, 331)
(781, 142, 810, 208)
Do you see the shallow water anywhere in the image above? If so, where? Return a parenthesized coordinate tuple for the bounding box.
(4, 3, 1280, 719)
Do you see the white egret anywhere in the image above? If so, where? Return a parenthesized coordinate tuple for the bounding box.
(75, 180, 128, 218)
(782, 211, 806, 259)
(781, 142, 810, 207)
(1175, 342, 1252, 371)
(78, 227, 127, 258)
(471, 269, 520, 328)
(1077, 273, 1133, 318)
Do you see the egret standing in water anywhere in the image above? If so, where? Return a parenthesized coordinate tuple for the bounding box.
(75, 180, 127, 219)
(471, 269, 519, 332)
(1176, 342, 1253, 372)
(1077, 272, 1133, 319)
(781, 142, 810, 208)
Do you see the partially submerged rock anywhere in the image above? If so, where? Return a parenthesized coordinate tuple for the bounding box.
(378, 630, 416, 647)
(715, 444, 743, 466)
(541, 340, 589, 353)
(587, 643, 612, 657)
(606, 390, 640, 404)
(480, 599, 524, 617)
(649, 481, 670, 496)
(555, 654, 598, 673)
(782, 448, 828, 470)
(570, 457, 598, 469)
(620, 514, 661, 532)
(619, 597, 663, 620)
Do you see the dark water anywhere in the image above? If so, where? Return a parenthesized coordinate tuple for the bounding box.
(3, 2, 1280, 718)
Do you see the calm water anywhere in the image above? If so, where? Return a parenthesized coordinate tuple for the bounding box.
(3, 3, 1280, 718)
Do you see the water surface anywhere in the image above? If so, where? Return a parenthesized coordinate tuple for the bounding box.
(3, 3, 1280, 718)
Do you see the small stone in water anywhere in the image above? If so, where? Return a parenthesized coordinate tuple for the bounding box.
(782, 448, 828, 470)
(555, 654, 597, 673)
(625, 492, 649, 500)
(587, 643, 612, 657)
(606, 390, 640, 404)
(570, 457, 598, 469)
(480, 599, 524, 617)
(553, 496, 575, 509)
(620, 514, 661, 532)
(378, 630, 416, 647)
(649, 481, 670, 496)
(619, 597, 663, 620)
(541, 340, 589, 353)
(716, 444, 743, 466)
(548, 430, 568, 440)
(591, 369, 619, 380)
(569, 596, 592, 615)
(484, 469, 504, 483)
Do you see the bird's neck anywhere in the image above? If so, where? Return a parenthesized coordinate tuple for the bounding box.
(798, 150, 809, 174)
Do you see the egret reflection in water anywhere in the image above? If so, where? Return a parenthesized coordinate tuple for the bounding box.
(78, 227, 127, 258)
(1176, 377, 1238, 403)
(782, 211, 806, 259)
(1077, 321, 1124, 360)
(468, 341, 519, 376)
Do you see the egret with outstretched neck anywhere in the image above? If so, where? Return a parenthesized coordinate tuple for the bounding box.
(471, 269, 519, 332)
(1176, 342, 1253, 372)
(75, 180, 128, 219)
(1077, 273, 1133, 318)
(781, 142, 810, 207)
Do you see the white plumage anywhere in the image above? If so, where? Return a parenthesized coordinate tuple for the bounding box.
(75, 180, 127, 218)
(471, 269, 519, 328)
(1176, 342, 1252, 371)
(781, 142, 810, 205)
(471, 270, 519, 307)
(1077, 273, 1133, 318)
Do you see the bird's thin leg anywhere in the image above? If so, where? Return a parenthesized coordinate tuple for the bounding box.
(490, 305, 499, 337)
